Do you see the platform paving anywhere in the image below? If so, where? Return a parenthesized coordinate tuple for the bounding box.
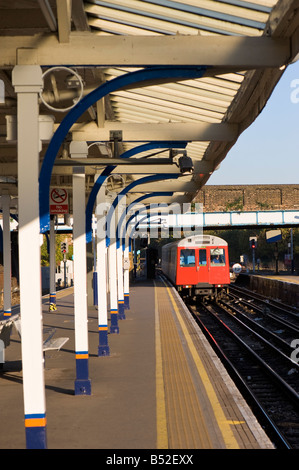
(0, 280, 275, 451)
(0, 283, 157, 449)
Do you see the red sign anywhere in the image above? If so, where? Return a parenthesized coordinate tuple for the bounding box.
(50, 188, 69, 214)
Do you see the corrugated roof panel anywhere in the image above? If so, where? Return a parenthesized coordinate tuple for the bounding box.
(113, 88, 228, 114)
(90, 0, 249, 154)
(89, 17, 166, 35)
(85, 0, 266, 35)
(110, 92, 225, 122)
(178, 0, 271, 18)
(80, 0, 288, 187)
(138, 0, 267, 28)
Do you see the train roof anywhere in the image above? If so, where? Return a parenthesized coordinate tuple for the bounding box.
(162, 235, 228, 249)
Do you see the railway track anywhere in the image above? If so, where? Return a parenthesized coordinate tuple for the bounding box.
(230, 283, 299, 318)
(224, 289, 299, 362)
(188, 290, 299, 449)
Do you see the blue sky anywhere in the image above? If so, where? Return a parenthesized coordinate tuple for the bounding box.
(207, 60, 299, 185)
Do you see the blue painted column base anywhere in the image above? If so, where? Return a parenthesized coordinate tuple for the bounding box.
(110, 310, 119, 334)
(75, 379, 92, 395)
(25, 414, 47, 449)
(25, 427, 47, 449)
(124, 294, 130, 310)
(118, 301, 126, 319)
(98, 328, 110, 356)
(49, 293, 57, 311)
(75, 356, 91, 395)
(3, 310, 11, 317)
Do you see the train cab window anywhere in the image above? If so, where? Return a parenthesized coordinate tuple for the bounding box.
(198, 249, 207, 266)
(210, 248, 226, 266)
(180, 249, 195, 267)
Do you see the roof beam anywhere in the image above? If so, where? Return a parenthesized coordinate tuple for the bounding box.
(54, 159, 212, 173)
(71, 121, 238, 142)
(129, 179, 198, 193)
(0, 159, 212, 178)
(71, 0, 90, 31)
(126, 194, 190, 206)
(0, 33, 290, 68)
(110, 160, 213, 174)
(37, 0, 57, 32)
(56, 0, 72, 43)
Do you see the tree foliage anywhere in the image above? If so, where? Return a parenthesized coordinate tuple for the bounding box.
(40, 234, 73, 267)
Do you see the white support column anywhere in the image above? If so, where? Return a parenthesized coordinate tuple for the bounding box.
(117, 206, 129, 314)
(108, 236, 119, 334)
(123, 244, 130, 310)
(49, 216, 56, 311)
(96, 183, 110, 355)
(116, 242, 125, 319)
(70, 141, 91, 395)
(112, 198, 126, 320)
(12, 65, 46, 449)
(2, 195, 12, 317)
(116, 201, 126, 320)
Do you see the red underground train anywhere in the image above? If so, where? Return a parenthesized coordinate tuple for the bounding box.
(161, 234, 230, 300)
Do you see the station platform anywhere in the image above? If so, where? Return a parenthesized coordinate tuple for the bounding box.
(236, 272, 299, 307)
(258, 274, 299, 285)
(0, 278, 274, 450)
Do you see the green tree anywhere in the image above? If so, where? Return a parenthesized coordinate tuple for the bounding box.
(40, 234, 73, 267)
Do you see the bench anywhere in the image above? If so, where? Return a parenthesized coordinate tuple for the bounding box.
(0, 315, 19, 368)
(13, 319, 69, 356)
(0, 320, 14, 347)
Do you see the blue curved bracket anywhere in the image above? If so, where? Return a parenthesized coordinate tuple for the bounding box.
(106, 173, 179, 247)
(128, 212, 151, 250)
(85, 141, 186, 242)
(39, 66, 207, 233)
(116, 192, 173, 250)
(127, 206, 172, 246)
(0, 211, 18, 223)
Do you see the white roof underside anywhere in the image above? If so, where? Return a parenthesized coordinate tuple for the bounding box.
(0, 0, 298, 210)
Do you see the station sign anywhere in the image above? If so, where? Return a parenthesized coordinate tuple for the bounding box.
(266, 229, 282, 244)
(50, 187, 69, 215)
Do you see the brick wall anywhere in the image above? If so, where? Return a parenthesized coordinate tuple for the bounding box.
(194, 184, 299, 212)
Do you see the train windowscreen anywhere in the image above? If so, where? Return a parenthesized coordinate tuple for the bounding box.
(180, 249, 195, 267)
(198, 250, 207, 266)
(210, 248, 225, 266)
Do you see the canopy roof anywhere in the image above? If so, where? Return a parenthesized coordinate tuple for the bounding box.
(0, 0, 299, 212)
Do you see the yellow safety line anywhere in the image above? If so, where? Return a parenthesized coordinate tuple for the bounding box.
(154, 281, 168, 449)
(162, 279, 240, 449)
(56, 287, 74, 299)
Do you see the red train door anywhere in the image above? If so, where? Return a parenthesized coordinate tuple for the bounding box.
(197, 248, 209, 283)
(177, 247, 197, 285)
(209, 247, 228, 284)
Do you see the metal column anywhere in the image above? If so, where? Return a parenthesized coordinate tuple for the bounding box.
(71, 141, 91, 395)
(2, 195, 12, 317)
(12, 65, 47, 449)
(123, 244, 130, 310)
(96, 183, 110, 354)
(108, 238, 119, 334)
(49, 216, 56, 311)
(116, 201, 126, 320)
(117, 243, 125, 319)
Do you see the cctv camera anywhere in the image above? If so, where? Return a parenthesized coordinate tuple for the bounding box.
(178, 155, 194, 175)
